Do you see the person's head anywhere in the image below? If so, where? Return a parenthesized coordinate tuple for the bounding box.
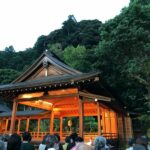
(136, 136, 148, 148)
(133, 144, 146, 150)
(42, 135, 47, 144)
(70, 133, 78, 142)
(65, 136, 70, 144)
(2, 134, 10, 142)
(54, 133, 60, 143)
(22, 131, 32, 142)
(45, 134, 57, 149)
(75, 136, 84, 143)
(7, 133, 21, 150)
(94, 136, 107, 150)
(128, 138, 135, 147)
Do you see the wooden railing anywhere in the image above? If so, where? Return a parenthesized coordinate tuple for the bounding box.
(0, 131, 118, 141)
(102, 133, 118, 139)
(62, 132, 118, 141)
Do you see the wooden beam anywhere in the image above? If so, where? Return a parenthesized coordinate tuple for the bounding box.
(19, 101, 52, 110)
(102, 108, 106, 133)
(50, 110, 54, 134)
(79, 97, 84, 138)
(17, 119, 21, 134)
(109, 110, 112, 135)
(37, 118, 41, 137)
(60, 117, 63, 140)
(17, 93, 79, 102)
(122, 114, 127, 142)
(5, 119, 9, 132)
(26, 118, 30, 132)
(79, 91, 111, 102)
(10, 99, 18, 134)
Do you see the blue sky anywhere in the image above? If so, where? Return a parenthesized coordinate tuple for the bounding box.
(0, 0, 130, 51)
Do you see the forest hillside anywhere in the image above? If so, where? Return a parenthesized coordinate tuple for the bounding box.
(0, 0, 149, 135)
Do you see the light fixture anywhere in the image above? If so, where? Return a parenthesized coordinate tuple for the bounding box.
(95, 98, 98, 102)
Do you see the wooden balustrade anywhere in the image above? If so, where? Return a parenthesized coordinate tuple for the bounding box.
(0, 131, 118, 143)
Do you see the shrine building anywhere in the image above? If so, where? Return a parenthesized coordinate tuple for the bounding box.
(0, 50, 133, 142)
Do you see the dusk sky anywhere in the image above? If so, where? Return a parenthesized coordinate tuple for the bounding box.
(0, 0, 130, 51)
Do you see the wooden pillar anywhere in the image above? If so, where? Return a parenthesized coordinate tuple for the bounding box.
(37, 118, 41, 137)
(26, 118, 30, 132)
(124, 116, 133, 140)
(79, 97, 84, 138)
(50, 110, 54, 134)
(17, 119, 21, 134)
(102, 108, 106, 134)
(10, 99, 18, 134)
(97, 102, 101, 136)
(114, 112, 118, 135)
(60, 117, 63, 140)
(122, 114, 127, 142)
(5, 119, 9, 132)
(108, 110, 112, 138)
(0, 119, 3, 132)
(117, 113, 126, 144)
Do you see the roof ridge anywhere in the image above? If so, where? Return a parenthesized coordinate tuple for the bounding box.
(11, 49, 81, 83)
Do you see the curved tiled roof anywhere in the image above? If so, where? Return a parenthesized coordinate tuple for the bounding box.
(0, 104, 11, 112)
(12, 50, 81, 83)
(0, 72, 100, 93)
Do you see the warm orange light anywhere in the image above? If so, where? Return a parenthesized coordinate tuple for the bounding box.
(20, 94, 33, 99)
(18, 92, 44, 99)
(53, 108, 59, 111)
(48, 88, 78, 95)
(37, 100, 53, 106)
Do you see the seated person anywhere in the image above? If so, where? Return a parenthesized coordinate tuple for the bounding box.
(20, 131, 35, 150)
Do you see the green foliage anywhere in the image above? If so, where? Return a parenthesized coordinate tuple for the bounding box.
(63, 45, 94, 72)
(0, 48, 35, 71)
(0, 2, 149, 135)
(33, 35, 48, 57)
(94, 0, 150, 113)
(29, 119, 38, 132)
(4, 45, 15, 52)
(40, 119, 50, 132)
(62, 15, 78, 36)
(135, 114, 150, 135)
(84, 116, 98, 132)
(54, 118, 60, 132)
(0, 69, 20, 84)
(20, 120, 26, 132)
(48, 43, 63, 58)
(44, 16, 102, 49)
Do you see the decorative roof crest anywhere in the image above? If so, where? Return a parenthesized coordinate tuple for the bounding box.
(43, 57, 48, 68)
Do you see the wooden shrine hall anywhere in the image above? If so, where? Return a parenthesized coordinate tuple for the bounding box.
(0, 50, 133, 142)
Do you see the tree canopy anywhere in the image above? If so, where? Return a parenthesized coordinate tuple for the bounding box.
(0, 0, 149, 134)
(93, 0, 150, 113)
